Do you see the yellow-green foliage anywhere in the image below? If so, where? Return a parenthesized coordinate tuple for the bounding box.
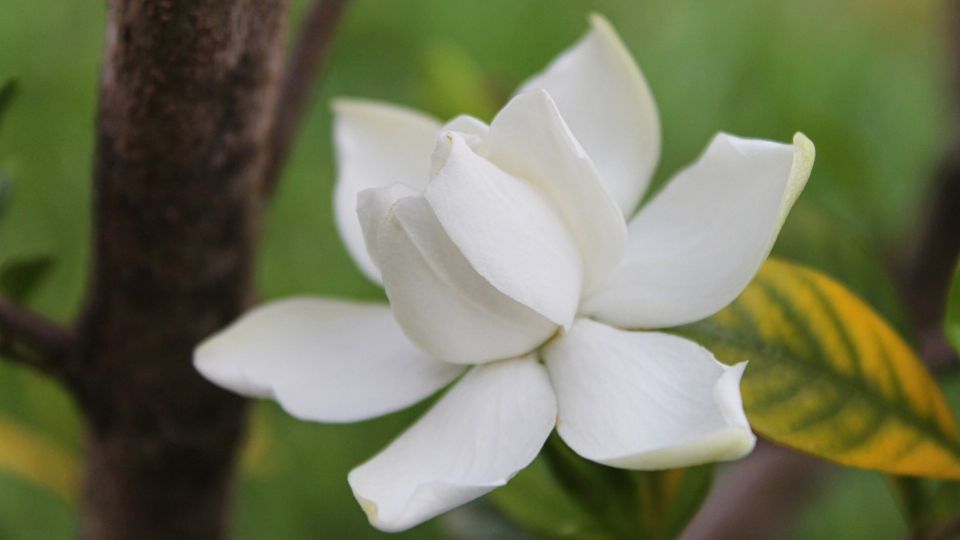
(681, 259, 960, 478)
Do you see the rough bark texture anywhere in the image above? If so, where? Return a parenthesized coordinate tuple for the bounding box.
(75, 1, 290, 538)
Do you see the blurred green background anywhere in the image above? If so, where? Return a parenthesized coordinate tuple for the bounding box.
(0, 0, 953, 538)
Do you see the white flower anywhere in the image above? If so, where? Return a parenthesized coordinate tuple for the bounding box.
(195, 14, 814, 532)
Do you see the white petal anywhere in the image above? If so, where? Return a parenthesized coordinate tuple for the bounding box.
(348, 355, 556, 532)
(487, 90, 627, 292)
(582, 133, 815, 328)
(194, 298, 463, 423)
(332, 98, 440, 283)
(365, 192, 558, 363)
(442, 114, 489, 147)
(425, 133, 582, 327)
(517, 14, 660, 214)
(543, 319, 755, 469)
(356, 183, 420, 271)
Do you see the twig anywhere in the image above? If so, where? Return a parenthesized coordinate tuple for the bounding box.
(0, 295, 73, 372)
(262, 0, 350, 195)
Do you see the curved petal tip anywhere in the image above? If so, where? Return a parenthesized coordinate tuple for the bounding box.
(782, 132, 815, 218)
(347, 356, 555, 531)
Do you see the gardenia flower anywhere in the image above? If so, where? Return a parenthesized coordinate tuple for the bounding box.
(195, 14, 814, 532)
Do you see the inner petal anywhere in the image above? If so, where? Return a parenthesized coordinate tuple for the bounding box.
(365, 191, 560, 364)
(425, 132, 583, 329)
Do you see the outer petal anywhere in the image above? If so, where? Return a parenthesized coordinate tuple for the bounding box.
(487, 90, 627, 292)
(425, 133, 582, 327)
(362, 190, 558, 363)
(582, 133, 815, 329)
(356, 183, 420, 271)
(332, 98, 440, 283)
(517, 14, 660, 214)
(348, 355, 556, 532)
(542, 319, 755, 469)
(194, 298, 463, 423)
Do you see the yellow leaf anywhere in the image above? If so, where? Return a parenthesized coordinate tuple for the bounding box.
(677, 258, 960, 479)
(0, 415, 78, 500)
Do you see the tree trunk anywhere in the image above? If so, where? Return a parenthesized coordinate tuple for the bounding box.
(75, 1, 290, 537)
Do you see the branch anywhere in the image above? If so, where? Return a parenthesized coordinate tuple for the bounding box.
(0, 295, 73, 373)
(262, 0, 350, 195)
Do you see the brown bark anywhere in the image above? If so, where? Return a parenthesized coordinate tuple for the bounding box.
(0, 0, 347, 536)
(74, 1, 290, 538)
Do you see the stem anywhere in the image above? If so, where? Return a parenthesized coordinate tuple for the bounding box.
(262, 0, 350, 195)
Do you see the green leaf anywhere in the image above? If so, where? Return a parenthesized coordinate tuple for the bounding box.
(538, 435, 635, 538)
(490, 435, 715, 540)
(623, 465, 714, 539)
(947, 260, 960, 355)
(676, 258, 960, 479)
(488, 456, 611, 540)
(0, 79, 18, 132)
(0, 475, 74, 539)
(0, 256, 56, 304)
